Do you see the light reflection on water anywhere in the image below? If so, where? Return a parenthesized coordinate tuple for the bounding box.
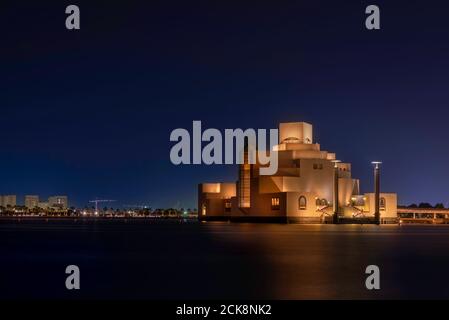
(203, 223, 449, 299)
(1, 220, 449, 299)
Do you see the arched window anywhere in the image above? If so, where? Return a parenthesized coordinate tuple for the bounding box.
(380, 197, 386, 210)
(299, 196, 307, 210)
(320, 199, 328, 206)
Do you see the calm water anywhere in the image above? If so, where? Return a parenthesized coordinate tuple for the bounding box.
(1, 219, 449, 299)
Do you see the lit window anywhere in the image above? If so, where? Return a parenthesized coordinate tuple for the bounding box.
(380, 197, 386, 210)
(271, 197, 280, 210)
(202, 204, 207, 216)
(299, 196, 307, 210)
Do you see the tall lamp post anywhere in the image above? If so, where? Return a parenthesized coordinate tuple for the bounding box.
(332, 160, 341, 224)
(371, 161, 382, 225)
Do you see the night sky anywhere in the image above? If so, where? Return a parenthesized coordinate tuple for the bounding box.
(1, 0, 449, 209)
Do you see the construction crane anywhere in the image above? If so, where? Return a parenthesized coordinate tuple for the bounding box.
(89, 199, 116, 214)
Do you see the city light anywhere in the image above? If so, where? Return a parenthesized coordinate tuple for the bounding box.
(371, 161, 382, 169)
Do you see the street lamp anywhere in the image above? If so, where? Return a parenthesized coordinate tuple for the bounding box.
(331, 160, 341, 224)
(371, 161, 382, 225)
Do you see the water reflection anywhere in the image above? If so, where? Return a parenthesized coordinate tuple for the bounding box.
(1, 220, 449, 299)
(203, 223, 449, 299)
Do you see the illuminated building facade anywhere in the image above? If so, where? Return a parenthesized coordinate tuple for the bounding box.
(198, 122, 398, 223)
(0, 195, 17, 208)
(25, 195, 39, 209)
(48, 196, 68, 210)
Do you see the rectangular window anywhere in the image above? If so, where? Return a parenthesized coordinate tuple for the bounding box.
(380, 198, 386, 211)
(271, 197, 280, 210)
(238, 163, 251, 208)
(313, 163, 323, 170)
(225, 201, 231, 212)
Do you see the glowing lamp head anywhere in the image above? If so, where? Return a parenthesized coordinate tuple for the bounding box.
(331, 159, 341, 168)
(371, 161, 382, 169)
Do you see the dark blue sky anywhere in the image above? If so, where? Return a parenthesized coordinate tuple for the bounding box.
(1, 0, 449, 208)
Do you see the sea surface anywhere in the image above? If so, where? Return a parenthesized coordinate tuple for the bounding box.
(1, 218, 449, 299)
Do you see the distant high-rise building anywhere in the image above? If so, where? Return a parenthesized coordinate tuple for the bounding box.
(25, 195, 39, 209)
(1, 195, 17, 208)
(38, 202, 49, 209)
(48, 196, 68, 209)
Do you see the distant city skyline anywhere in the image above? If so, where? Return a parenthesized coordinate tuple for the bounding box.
(2, 1, 449, 208)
